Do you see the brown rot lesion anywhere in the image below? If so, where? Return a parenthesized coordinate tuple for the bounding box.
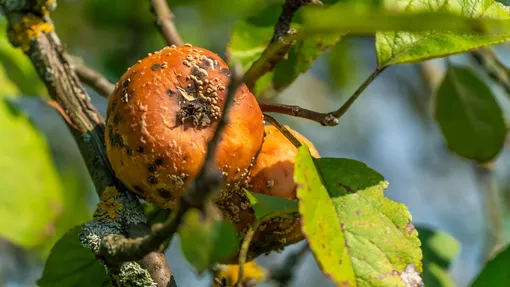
(175, 55, 227, 129)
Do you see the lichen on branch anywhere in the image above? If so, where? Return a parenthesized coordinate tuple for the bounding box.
(7, 13, 54, 51)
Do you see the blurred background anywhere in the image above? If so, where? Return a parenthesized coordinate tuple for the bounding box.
(1, 0, 510, 286)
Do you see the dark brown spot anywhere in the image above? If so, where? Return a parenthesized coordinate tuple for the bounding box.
(157, 188, 173, 199)
(151, 64, 162, 71)
(166, 89, 175, 97)
(113, 113, 121, 125)
(111, 100, 117, 110)
(148, 176, 158, 185)
(111, 132, 124, 148)
(355, 210, 361, 216)
(123, 79, 130, 88)
(136, 146, 144, 153)
(126, 147, 133, 156)
(133, 185, 144, 193)
(148, 164, 156, 173)
(154, 158, 164, 165)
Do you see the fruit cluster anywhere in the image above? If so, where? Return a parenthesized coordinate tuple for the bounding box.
(105, 45, 319, 261)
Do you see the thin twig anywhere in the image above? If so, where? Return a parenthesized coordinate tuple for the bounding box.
(471, 47, 510, 96)
(150, 0, 184, 46)
(243, 0, 322, 90)
(96, 64, 245, 262)
(260, 67, 386, 126)
(270, 243, 310, 286)
(263, 113, 302, 148)
(260, 103, 338, 126)
(0, 2, 174, 285)
(68, 56, 115, 97)
(330, 67, 386, 118)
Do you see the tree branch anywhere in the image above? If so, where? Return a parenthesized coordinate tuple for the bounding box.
(67, 55, 115, 97)
(94, 64, 245, 262)
(0, 2, 173, 286)
(272, 0, 322, 42)
(150, 0, 184, 46)
(243, 0, 322, 90)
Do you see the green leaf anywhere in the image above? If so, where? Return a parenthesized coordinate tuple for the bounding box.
(295, 146, 423, 286)
(434, 64, 506, 163)
(375, 0, 510, 67)
(38, 226, 112, 287)
(427, 263, 456, 287)
(472, 244, 510, 287)
(39, 170, 93, 258)
(178, 208, 238, 273)
(0, 97, 64, 248)
(0, 19, 47, 97)
(314, 157, 384, 196)
(0, 63, 20, 97)
(227, 4, 341, 97)
(329, 38, 358, 88)
(294, 146, 356, 286)
(417, 227, 459, 287)
(245, 189, 298, 220)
